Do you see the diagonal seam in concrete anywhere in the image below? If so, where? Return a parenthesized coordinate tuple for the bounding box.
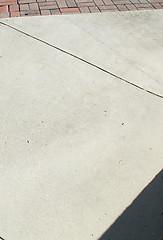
(0, 237, 5, 240)
(0, 20, 163, 100)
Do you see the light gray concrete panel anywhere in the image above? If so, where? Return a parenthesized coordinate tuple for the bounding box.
(1, 10, 163, 96)
(0, 16, 163, 240)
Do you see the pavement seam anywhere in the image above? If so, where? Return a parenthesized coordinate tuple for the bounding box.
(0, 20, 163, 100)
(0, 237, 5, 240)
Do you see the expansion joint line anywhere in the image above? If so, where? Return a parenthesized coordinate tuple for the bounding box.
(0, 21, 163, 100)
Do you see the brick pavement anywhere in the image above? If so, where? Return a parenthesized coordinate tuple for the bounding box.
(0, 0, 163, 18)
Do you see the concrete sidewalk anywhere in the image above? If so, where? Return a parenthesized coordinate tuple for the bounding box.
(0, 10, 163, 240)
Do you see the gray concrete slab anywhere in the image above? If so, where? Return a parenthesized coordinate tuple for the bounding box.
(1, 10, 163, 96)
(0, 11, 163, 240)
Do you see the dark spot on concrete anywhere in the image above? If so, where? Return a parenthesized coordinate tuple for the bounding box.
(27, 140, 29, 143)
(122, 123, 124, 125)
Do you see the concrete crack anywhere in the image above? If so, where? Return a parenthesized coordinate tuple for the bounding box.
(0, 21, 163, 100)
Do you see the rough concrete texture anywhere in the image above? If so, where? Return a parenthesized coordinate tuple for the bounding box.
(0, 10, 163, 240)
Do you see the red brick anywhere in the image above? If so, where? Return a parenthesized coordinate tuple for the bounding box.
(0, 1, 16, 5)
(20, 9, 39, 14)
(56, 0, 67, 7)
(94, 0, 104, 5)
(0, 0, 15, 2)
(10, 10, 20, 16)
(79, 6, 90, 11)
(50, 8, 61, 13)
(103, 0, 113, 4)
(89, 5, 100, 11)
(104, 0, 113, 4)
(126, 3, 137, 9)
(40, 4, 58, 8)
(129, 0, 139, 3)
(62, 10, 80, 13)
(77, 1, 95, 6)
(76, 0, 93, 2)
(60, 7, 79, 11)
(29, 2, 39, 9)
(136, 6, 153, 8)
(9, 4, 19, 11)
(0, 5, 8, 12)
(113, 0, 130, 4)
(40, 9, 51, 14)
(0, 0, 15, 3)
(18, 0, 36, 3)
(148, 0, 163, 2)
(21, 12, 40, 15)
(0, 11, 9, 17)
(66, 0, 77, 7)
(20, 4, 29, 10)
(116, 3, 128, 10)
(135, 3, 154, 7)
(100, 8, 117, 10)
(39, 1, 56, 5)
(0, 0, 16, 3)
(151, 2, 163, 7)
(138, 0, 149, 3)
(99, 4, 118, 9)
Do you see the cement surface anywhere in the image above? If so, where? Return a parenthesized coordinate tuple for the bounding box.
(1, 10, 163, 96)
(0, 10, 163, 240)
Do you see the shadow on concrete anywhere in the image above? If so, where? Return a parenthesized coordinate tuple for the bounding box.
(98, 169, 163, 240)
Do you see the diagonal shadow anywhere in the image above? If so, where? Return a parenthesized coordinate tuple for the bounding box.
(99, 169, 163, 240)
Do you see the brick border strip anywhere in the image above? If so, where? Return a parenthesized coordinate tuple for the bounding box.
(0, 0, 163, 18)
